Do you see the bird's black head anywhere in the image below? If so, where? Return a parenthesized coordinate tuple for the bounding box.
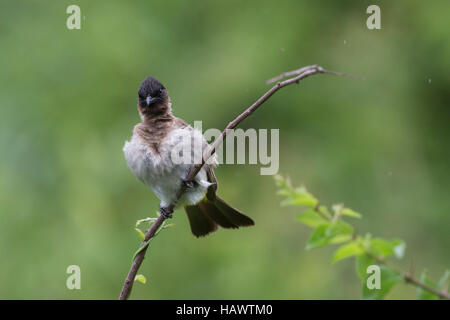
(137, 76, 170, 116)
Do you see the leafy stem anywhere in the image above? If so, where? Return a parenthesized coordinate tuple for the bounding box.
(275, 174, 450, 300)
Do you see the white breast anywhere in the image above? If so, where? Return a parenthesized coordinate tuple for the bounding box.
(123, 126, 217, 207)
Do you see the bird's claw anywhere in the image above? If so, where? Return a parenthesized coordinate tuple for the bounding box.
(183, 180, 195, 189)
(159, 206, 173, 219)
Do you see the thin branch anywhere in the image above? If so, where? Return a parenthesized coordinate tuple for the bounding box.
(119, 216, 165, 300)
(403, 274, 450, 299)
(367, 251, 450, 300)
(266, 64, 365, 84)
(119, 64, 350, 300)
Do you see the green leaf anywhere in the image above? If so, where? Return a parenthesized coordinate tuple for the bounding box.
(369, 238, 405, 259)
(134, 228, 145, 241)
(134, 274, 147, 284)
(370, 238, 394, 258)
(356, 254, 375, 280)
(362, 265, 402, 300)
(341, 208, 362, 219)
(417, 270, 438, 300)
(280, 191, 318, 208)
(329, 234, 353, 244)
(306, 224, 330, 250)
(306, 221, 353, 250)
(275, 176, 320, 209)
(292, 188, 318, 207)
(297, 209, 327, 227)
(332, 241, 364, 264)
(356, 255, 402, 299)
(132, 240, 150, 261)
(136, 217, 157, 227)
(318, 206, 332, 219)
(326, 220, 353, 238)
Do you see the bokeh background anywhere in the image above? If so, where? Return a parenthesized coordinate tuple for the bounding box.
(0, 0, 449, 299)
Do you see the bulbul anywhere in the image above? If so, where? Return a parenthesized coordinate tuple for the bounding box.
(123, 76, 254, 237)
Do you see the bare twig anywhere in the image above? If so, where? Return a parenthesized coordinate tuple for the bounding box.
(266, 64, 365, 84)
(404, 273, 450, 299)
(119, 65, 351, 300)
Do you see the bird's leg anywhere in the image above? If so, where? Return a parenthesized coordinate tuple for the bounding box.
(159, 205, 173, 219)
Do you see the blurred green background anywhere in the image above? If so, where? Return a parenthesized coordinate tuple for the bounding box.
(0, 0, 449, 299)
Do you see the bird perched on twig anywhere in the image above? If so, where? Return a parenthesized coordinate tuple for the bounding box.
(123, 76, 254, 237)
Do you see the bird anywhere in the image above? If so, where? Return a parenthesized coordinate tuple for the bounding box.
(123, 76, 254, 237)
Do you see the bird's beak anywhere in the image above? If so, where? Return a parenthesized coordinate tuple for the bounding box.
(146, 96, 153, 106)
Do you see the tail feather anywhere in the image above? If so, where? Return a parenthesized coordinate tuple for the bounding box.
(198, 201, 238, 229)
(184, 196, 254, 237)
(185, 204, 217, 237)
(214, 196, 255, 227)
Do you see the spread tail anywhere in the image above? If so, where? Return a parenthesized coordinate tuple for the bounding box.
(184, 196, 254, 237)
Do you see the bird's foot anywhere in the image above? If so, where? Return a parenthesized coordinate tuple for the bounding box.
(183, 179, 196, 189)
(210, 181, 218, 192)
(159, 206, 173, 219)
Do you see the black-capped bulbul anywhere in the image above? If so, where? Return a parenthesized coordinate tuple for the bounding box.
(123, 76, 254, 237)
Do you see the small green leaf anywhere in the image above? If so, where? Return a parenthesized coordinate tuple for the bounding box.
(329, 234, 353, 244)
(369, 238, 405, 259)
(292, 196, 318, 207)
(306, 224, 329, 250)
(306, 221, 353, 250)
(341, 208, 362, 219)
(318, 206, 332, 219)
(370, 238, 394, 258)
(362, 266, 402, 300)
(332, 241, 364, 264)
(135, 228, 146, 241)
(326, 220, 353, 238)
(280, 190, 318, 208)
(297, 209, 327, 227)
(417, 270, 438, 300)
(356, 254, 375, 280)
(357, 255, 402, 299)
(132, 240, 150, 261)
(135, 274, 147, 284)
(136, 217, 157, 227)
(163, 223, 176, 229)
